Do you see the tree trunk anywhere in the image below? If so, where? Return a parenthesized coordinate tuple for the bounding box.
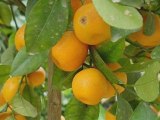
(48, 53, 61, 120)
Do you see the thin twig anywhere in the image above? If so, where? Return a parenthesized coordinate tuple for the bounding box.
(9, 0, 26, 14)
(10, 5, 18, 30)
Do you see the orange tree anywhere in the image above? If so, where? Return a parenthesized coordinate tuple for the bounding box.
(0, 0, 160, 120)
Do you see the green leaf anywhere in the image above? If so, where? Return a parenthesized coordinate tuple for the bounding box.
(25, 0, 69, 53)
(10, 94, 38, 118)
(22, 85, 41, 120)
(25, 0, 38, 19)
(1, 46, 16, 65)
(121, 87, 138, 101)
(143, 0, 160, 11)
(98, 105, 106, 120)
(0, 65, 10, 85)
(118, 61, 154, 73)
(64, 97, 99, 120)
(96, 39, 125, 62)
(93, 0, 143, 30)
(117, 96, 133, 120)
(52, 65, 79, 90)
(151, 46, 160, 60)
(143, 13, 155, 36)
(135, 61, 160, 102)
(111, 27, 138, 42)
(11, 48, 47, 76)
(124, 44, 142, 57)
(90, 47, 121, 84)
(130, 102, 158, 120)
(118, 0, 144, 9)
(8, 31, 16, 47)
(0, 2, 12, 25)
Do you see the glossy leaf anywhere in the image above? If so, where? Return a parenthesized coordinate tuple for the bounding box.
(0, 2, 12, 25)
(96, 39, 125, 62)
(151, 46, 160, 60)
(10, 94, 38, 118)
(118, 61, 154, 73)
(1, 46, 16, 65)
(0, 65, 10, 84)
(111, 27, 138, 42)
(98, 105, 106, 120)
(118, 0, 144, 9)
(22, 85, 41, 120)
(135, 61, 160, 102)
(52, 64, 80, 90)
(11, 48, 47, 76)
(93, 0, 143, 29)
(25, 0, 69, 53)
(25, 0, 38, 19)
(130, 102, 158, 120)
(65, 97, 99, 120)
(117, 96, 133, 120)
(90, 47, 121, 84)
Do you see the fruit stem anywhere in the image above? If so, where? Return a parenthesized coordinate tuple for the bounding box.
(48, 52, 61, 120)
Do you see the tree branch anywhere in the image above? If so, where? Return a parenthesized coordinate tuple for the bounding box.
(48, 51, 61, 120)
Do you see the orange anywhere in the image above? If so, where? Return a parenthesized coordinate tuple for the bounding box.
(0, 92, 6, 107)
(15, 114, 26, 120)
(129, 13, 160, 47)
(107, 63, 121, 71)
(104, 63, 127, 98)
(73, 3, 111, 45)
(51, 31, 88, 71)
(27, 67, 46, 87)
(72, 68, 109, 105)
(0, 112, 11, 120)
(105, 111, 116, 120)
(15, 24, 26, 51)
(1, 76, 21, 102)
(71, 0, 92, 13)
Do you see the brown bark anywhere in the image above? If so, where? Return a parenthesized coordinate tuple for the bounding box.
(48, 53, 61, 120)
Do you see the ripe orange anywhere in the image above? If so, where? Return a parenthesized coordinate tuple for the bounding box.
(104, 63, 127, 98)
(71, 0, 92, 13)
(73, 3, 111, 45)
(27, 67, 46, 87)
(51, 31, 88, 71)
(0, 112, 11, 120)
(0, 92, 6, 107)
(15, 24, 26, 51)
(105, 111, 116, 120)
(129, 13, 160, 47)
(1, 76, 21, 102)
(72, 68, 109, 105)
(15, 114, 26, 120)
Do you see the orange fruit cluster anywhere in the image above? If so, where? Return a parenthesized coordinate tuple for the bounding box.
(51, 2, 111, 71)
(0, 67, 46, 119)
